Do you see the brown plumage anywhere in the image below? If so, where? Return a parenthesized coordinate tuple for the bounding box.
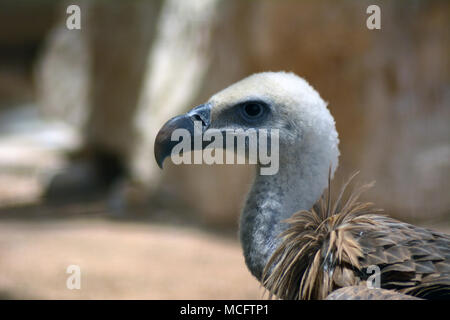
(325, 285, 422, 300)
(262, 172, 450, 300)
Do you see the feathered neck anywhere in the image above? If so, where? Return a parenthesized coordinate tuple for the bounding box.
(239, 137, 338, 280)
(262, 174, 381, 300)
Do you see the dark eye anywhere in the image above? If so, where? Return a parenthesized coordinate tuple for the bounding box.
(240, 101, 266, 122)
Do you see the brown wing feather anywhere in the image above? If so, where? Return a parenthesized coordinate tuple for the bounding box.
(356, 215, 450, 299)
(325, 285, 422, 300)
(262, 173, 450, 300)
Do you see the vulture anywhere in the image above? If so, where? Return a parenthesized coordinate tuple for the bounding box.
(154, 72, 450, 300)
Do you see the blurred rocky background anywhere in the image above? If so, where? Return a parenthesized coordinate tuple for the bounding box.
(0, 0, 448, 299)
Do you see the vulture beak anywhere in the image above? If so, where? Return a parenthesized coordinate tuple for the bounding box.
(154, 103, 211, 169)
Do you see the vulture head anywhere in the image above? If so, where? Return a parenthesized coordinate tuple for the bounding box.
(154, 71, 340, 279)
(155, 71, 339, 174)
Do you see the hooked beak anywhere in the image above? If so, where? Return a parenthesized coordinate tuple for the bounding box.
(154, 103, 211, 169)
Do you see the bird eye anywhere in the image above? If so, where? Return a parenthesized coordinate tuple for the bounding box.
(240, 101, 266, 122)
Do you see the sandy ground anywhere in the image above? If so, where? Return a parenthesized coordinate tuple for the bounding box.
(0, 217, 262, 299)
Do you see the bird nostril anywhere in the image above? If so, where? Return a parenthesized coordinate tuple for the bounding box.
(192, 114, 205, 126)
